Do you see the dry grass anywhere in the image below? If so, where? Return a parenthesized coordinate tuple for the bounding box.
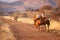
(3, 16, 14, 20)
(3, 16, 60, 31)
(0, 20, 16, 40)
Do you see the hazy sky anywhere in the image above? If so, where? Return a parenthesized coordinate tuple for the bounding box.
(0, 0, 18, 2)
(0, 0, 57, 12)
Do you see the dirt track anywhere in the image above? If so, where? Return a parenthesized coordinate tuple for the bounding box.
(0, 17, 60, 40)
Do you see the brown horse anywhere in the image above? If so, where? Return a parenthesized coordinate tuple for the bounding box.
(33, 17, 50, 32)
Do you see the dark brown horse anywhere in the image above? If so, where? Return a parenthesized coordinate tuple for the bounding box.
(33, 17, 50, 32)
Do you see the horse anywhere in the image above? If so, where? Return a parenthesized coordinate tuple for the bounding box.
(33, 17, 50, 32)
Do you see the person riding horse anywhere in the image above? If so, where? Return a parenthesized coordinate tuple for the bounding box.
(33, 11, 50, 31)
(33, 12, 46, 25)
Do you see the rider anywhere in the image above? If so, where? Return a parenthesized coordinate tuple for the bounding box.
(41, 11, 51, 21)
(41, 12, 46, 20)
(33, 11, 47, 25)
(33, 12, 40, 25)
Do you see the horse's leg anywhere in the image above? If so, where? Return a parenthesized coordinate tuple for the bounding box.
(35, 24, 38, 29)
(40, 25, 44, 32)
(47, 21, 50, 32)
(47, 25, 49, 32)
(42, 25, 45, 32)
(37, 25, 40, 31)
(35, 22, 39, 29)
(40, 26, 42, 32)
(35, 25, 40, 31)
(45, 25, 46, 31)
(36, 24, 41, 31)
(38, 25, 40, 31)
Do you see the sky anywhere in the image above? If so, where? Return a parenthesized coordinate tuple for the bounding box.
(0, 0, 56, 6)
(0, 0, 57, 12)
(0, 0, 18, 2)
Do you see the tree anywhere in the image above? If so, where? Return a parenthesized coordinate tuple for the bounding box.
(55, 0, 60, 7)
(23, 13, 28, 17)
(41, 5, 53, 10)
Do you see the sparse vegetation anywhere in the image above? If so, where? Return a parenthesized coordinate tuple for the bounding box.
(0, 20, 16, 40)
(0, 0, 60, 40)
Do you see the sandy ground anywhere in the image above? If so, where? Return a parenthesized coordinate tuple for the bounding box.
(0, 16, 60, 40)
(0, 20, 16, 40)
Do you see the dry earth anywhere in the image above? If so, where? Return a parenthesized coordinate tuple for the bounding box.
(0, 16, 60, 40)
(0, 19, 16, 40)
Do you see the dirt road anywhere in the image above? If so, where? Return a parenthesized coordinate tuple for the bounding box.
(0, 17, 60, 40)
